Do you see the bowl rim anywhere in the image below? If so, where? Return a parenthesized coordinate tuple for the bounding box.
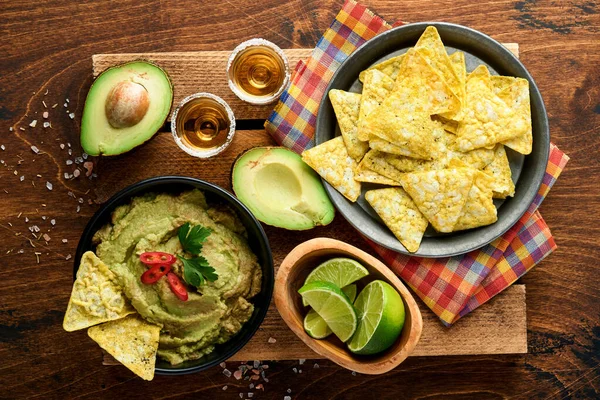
(315, 21, 550, 258)
(274, 237, 423, 374)
(74, 175, 274, 375)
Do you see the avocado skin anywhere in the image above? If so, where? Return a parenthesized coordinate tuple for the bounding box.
(232, 147, 335, 230)
(80, 61, 173, 156)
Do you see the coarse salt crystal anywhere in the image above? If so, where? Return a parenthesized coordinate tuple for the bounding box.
(69, 113, 75, 119)
(66, 254, 72, 260)
(42, 111, 49, 119)
(223, 369, 232, 378)
(73, 169, 80, 178)
(29, 120, 37, 127)
(60, 144, 65, 150)
(0, 145, 5, 151)
(51, 219, 56, 226)
(268, 337, 277, 344)
(64, 172, 69, 179)
(66, 160, 73, 165)
(20, 176, 24, 182)
(62, 239, 67, 243)
(46, 182, 53, 191)
(31, 145, 39, 154)
(43, 122, 51, 128)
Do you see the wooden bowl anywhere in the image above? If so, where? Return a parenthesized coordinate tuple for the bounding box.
(274, 238, 423, 374)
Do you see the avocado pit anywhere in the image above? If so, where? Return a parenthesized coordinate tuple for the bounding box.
(105, 80, 150, 129)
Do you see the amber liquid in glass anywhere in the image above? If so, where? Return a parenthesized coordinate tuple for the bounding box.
(175, 97, 231, 153)
(230, 46, 286, 100)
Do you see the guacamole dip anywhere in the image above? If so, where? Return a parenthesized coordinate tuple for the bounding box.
(92, 189, 262, 365)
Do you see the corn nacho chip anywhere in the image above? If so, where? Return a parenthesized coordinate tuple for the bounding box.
(301, 136, 361, 202)
(88, 314, 161, 381)
(356, 69, 395, 141)
(454, 171, 498, 231)
(496, 78, 532, 155)
(365, 188, 428, 252)
(395, 49, 461, 115)
(483, 144, 515, 198)
(414, 26, 464, 118)
(329, 89, 369, 161)
(491, 75, 517, 94)
(63, 251, 135, 332)
(454, 66, 522, 151)
(368, 137, 431, 159)
(361, 150, 405, 182)
(399, 167, 475, 233)
(354, 160, 400, 186)
(358, 54, 406, 82)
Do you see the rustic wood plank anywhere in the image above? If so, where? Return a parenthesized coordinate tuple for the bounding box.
(93, 50, 312, 121)
(91, 43, 517, 121)
(103, 284, 526, 366)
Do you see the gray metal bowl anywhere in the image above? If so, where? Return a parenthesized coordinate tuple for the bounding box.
(315, 22, 550, 258)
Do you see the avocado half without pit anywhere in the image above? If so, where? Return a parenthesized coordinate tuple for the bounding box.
(232, 147, 335, 230)
(81, 61, 173, 156)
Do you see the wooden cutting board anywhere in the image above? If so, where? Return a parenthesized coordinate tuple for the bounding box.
(93, 45, 527, 362)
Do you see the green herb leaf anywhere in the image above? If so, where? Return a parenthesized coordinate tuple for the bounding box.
(177, 255, 218, 288)
(178, 222, 212, 255)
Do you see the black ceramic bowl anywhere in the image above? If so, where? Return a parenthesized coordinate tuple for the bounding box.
(74, 176, 274, 375)
(315, 22, 550, 258)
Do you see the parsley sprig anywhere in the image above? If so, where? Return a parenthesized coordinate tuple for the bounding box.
(177, 222, 218, 287)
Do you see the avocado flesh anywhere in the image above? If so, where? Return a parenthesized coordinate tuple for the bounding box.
(232, 147, 335, 230)
(80, 61, 173, 156)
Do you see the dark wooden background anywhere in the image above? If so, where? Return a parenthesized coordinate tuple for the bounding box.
(1, 0, 598, 399)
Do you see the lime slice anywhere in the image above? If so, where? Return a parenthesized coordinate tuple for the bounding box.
(298, 281, 357, 342)
(302, 258, 369, 306)
(347, 280, 405, 355)
(303, 284, 357, 339)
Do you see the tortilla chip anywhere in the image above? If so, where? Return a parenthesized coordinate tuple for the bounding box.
(302, 136, 361, 202)
(395, 49, 461, 115)
(88, 315, 160, 381)
(399, 167, 474, 232)
(361, 150, 405, 182)
(63, 251, 135, 332)
(354, 159, 401, 186)
(454, 66, 522, 151)
(329, 89, 369, 161)
(368, 137, 431, 159)
(414, 26, 464, 118)
(496, 78, 532, 155)
(358, 54, 406, 82)
(491, 76, 517, 94)
(483, 144, 515, 198)
(449, 51, 467, 88)
(454, 171, 498, 231)
(356, 69, 395, 141)
(365, 188, 428, 252)
(446, 142, 496, 170)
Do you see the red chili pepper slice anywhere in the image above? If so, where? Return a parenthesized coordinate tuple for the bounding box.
(140, 264, 171, 285)
(140, 252, 176, 266)
(167, 273, 188, 301)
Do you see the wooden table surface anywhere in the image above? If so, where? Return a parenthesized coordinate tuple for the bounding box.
(1, 0, 598, 399)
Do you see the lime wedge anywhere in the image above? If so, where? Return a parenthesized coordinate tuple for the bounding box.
(347, 280, 405, 355)
(302, 258, 369, 306)
(303, 284, 357, 339)
(298, 281, 357, 342)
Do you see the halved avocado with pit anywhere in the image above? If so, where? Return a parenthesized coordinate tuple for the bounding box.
(232, 147, 335, 230)
(81, 61, 173, 156)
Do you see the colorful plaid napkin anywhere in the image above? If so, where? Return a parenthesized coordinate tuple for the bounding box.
(265, 0, 569, 325)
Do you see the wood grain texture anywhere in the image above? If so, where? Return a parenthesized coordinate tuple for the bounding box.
(0, 0, 598, 399)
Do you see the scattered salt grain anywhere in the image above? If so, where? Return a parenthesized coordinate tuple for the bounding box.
(25, 217, 29, 223)
(238, 394, 243, 399)
(29, 120, 37, 128)
(18, 249, 24, 254)
(292, 368, 297, 373)
(249, 383, 254, 389)
(60, 144, 65, 150)
(299, 359, 305, 365)
(9, 127, 13, 132)
(43, 234, 51, 242)
(66, 98, 69, 103)
(220, 362, 227, 369)
(63, 103, 67, 108)
(222, 386, 228, 391)
(62, 239, 68, 243)
(287, 389, 292, 394)
(41, 216, 47, 220)
(42, 100, 47, 108)
(73, 169, 81, 178)
(76, 206, 81, 213)
(68, 149, 72, 156)
(42, 111, 49, 119)
(51, 219, 55, 226)
(284, 396, 291, 400)
(31, 145, 39, 154)
(313, 363, 319, 369)
(253, 361, 260, 368)
(69, 113, 75, 120)
(268, 337, 277, 344)
(66, 160, 73, 165)
(351, 371, 357, 376)
(78, 197, 84, 204)
(0, 145, 5, 151)
(234, 369, 243, 380)
(82, 152, 88, 160)
(67, 143, 71, 148)
(52, 103, 58, 108)
(223, 369, 232, 378)
(248, 393, 254, 398)
(298, 369, 302, 374)
(46, 182, 53, 191)
(65, 254, 72, 260)
(43, 122, 51, 128)
(63, 173, 69, 179)
(19, 127, 25, 131)
(75, 156, 83, 164)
